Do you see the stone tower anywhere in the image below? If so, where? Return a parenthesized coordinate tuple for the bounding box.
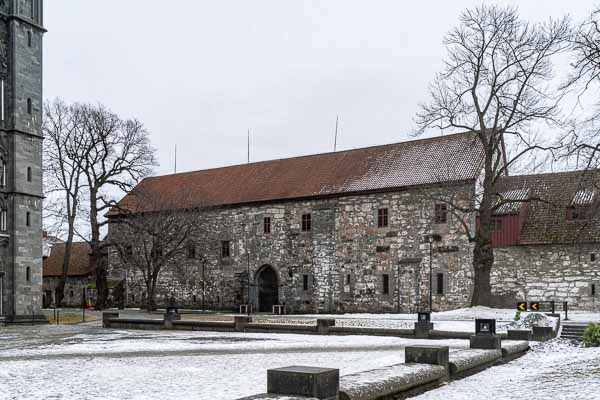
(0, 0, 45, 322)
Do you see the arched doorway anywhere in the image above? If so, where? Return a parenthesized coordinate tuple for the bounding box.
(257, 265, 279, 312)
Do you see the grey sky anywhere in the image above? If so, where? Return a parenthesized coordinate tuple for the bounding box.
(44, 1, 594, 176)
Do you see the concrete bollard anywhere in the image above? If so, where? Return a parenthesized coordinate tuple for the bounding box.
(470, 319, 501, 349)
(405, 345, 449, 374)
(102, 312, 119, 328)
(316, 319, 335, 335)
(267, 366, 339, 400)
(414, 321, 434, 339)
(507, 329, 532, 341)
(532, 326, 554, 342)
(234, 316, 252, 331)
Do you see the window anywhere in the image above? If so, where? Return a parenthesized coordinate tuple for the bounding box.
(263, 217, 271, 234)
(592, 254, 597, 262)
(592, 283, 596, 297)
(346, 274, 351, 285)
(303, 274, 309, 291)
(125, 244, 133, 257)
(434, 203, 447, 224)
(192, 295, 197, 303)
(26, 267, 31, 282)
(301, 213, 312, 232)
(187, 242, 196, 259)
(567, 206, 588, 221)
(382, 274, 389, 295)
(27, 98, 32, 115)
(70, 290, 74, 298)
(0, 159, 5, 187)
(436, 273, 444, 295)
(221, 240, 230, 258)
(27, 167, 32, 182)
(27, 31, 32, 47)
(0, 209, 6, 232)
(377, 208, 389, 228)
(26, 211, 31, 227)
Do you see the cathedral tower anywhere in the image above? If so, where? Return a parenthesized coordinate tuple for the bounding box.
(0, 0, 45, 322)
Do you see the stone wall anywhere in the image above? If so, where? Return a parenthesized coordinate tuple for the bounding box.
(492, 244, 600, 311)
(42, 276, 92, 308)
(108, 183, 475, 313)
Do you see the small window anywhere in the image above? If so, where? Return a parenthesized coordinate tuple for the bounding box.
(592, 283, 596, 297)
(288, 270, 293, 278)
(26, 266, 31, 282)
(346, 274, 351, 285)
(125, 244, 133, 257)
(591, 254, 597, 262)
(382, 274, 389, 295)
(27, 167, 32, 182)
(377, 208, 389, 228)
(221, 240, 230, 258)
(27, 98, 32, 115)
(567, 207, 588, 221)
(192, 295, 197, 303)
(27, 31, 32, 47)
(131, 294, 135, 302)
(187, 242, 196, 259)
(263, 217, 271, 234)
(301, 213, 312, 232)
(26, 211, 31, 227)
(436, 273, 444, 295)
(0, 160, 6, 187)
(434, 203, 447, 224)
(303, 274, 309, 291)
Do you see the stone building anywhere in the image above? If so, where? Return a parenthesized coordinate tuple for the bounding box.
(0, 0, 45, 322)
(109, 132, 600, 313)
(108, 133, 483, 313)
(490, 171, 600, 310)
(42, 242, 95, 308)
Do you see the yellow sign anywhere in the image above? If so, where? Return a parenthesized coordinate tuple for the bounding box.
(530, 302, 540, 311)
(517, 302, 527, 312)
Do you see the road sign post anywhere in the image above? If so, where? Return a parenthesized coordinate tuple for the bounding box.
(517, 302, 527, 312)
(529, 302, 540, 311)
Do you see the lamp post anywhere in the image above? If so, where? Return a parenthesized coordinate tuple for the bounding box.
(426, 233, 442, 313)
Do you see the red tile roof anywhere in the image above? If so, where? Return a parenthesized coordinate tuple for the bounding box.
(496, 170, 600, 245)
(43, 242, 93, 277)
(113, 132, 484, 213)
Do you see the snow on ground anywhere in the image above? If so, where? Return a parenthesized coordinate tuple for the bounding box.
(415, 340, 600, 400)
(0, 323, 468, 400)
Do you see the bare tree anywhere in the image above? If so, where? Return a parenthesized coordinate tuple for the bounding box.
(43, 99, 88, 307)
(416, 5, 570, 306)
(77, 104, 157, 309)
(108, 187, 202, 311)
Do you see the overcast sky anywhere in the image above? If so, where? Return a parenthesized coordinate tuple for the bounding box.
(44, 1, 594, 176)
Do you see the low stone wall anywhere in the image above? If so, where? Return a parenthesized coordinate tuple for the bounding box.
(448, 349, 502, 376)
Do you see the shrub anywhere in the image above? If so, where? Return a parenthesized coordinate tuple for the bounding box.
(583, 323, 600, 347)
(514, 311, 521, 321)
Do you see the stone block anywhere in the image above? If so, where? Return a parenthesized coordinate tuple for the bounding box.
(414, 322, 434, 339)
(507, 329, 532, 341)
(532, 326, 554, 341)
(470, 334, 501, 350)
(405, 345, 449, 373)
(317, 319, 335, 335)
(475, 319, 496, 335)
(102, 312, 119, 328)
(235, 316, 252, 331)
(267, 366, 339, 400)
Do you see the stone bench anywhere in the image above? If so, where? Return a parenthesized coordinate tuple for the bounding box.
(448, 349, 502, 377)
(501, 340, 530, 360)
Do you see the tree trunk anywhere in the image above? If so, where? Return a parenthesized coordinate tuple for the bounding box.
(90, 188, 108, 310)
(146, 274, 157, 311)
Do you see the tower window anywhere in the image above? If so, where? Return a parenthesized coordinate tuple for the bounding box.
(26, 267, 31, 282)
(263, 217, 271, 234)
(346, 274, 351, 285)
(27, 98, 32, 115)
(301, 213, 312, 232)
(592, 254, 597, 262)
(27, 167, 32, 182)
(382, 274, 390, 295)
(434, 203, 448, 224)
(592, 283, 596, 297)
(377, 208, 389, 228)
(27, 31, 32, 47)
(0, 209, 7, 232)
(303, 274, 309, 291)
(26, 211, 31, 227)
(187, 242, 196, 259)
(0, 159, 6, 187)
(221, 240, 230, 258)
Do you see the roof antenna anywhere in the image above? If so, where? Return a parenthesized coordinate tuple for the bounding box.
(334, 115, 339, 152)
(174, 144, 177, 173)
(247, 129, 250, 163)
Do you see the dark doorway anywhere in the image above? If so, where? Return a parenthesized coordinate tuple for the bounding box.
(257, 265, 279, 312)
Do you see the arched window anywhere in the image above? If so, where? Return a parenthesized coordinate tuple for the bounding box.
(26, 211, 31, 227)
(0, 158, 6, 187)
(0, 207, 7, 232)
(26, 266, 31, 282)
(27, 166, 32, 182)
